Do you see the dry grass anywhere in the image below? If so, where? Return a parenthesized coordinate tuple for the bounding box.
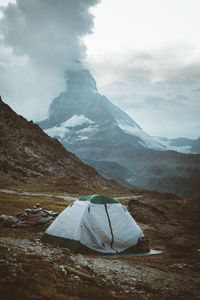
(0, 175, 129, 196)
(0, 193, 69, 215)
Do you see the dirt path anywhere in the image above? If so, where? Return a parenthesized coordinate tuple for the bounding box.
(0, 189, 139, 202)
(0, 189, 79, 201)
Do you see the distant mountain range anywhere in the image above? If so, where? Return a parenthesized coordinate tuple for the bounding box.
(38, 69, 200, 198)
(155, 136, 200, 154)
(0, 98, 121, 193)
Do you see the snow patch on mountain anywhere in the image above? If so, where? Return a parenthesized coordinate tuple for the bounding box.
(44, 126, 69, 139)
(62, 115, 95, 127)
(79, 125, 99, 134)
(76, 136, 89, 141)
(116, 119, 141, 135)
(116, 118, 165, 150)
(44, 115, 96, 139)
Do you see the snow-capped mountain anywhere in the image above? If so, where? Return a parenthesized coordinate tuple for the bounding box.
(39, 69, 165, 152)
(38, 69, 200, 197)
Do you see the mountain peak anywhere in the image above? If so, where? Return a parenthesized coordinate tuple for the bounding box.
(66, 69, 97, 94)
(39, 68, 165, 152)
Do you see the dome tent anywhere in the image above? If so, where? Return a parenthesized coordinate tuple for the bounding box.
(42, 194, 144, 254)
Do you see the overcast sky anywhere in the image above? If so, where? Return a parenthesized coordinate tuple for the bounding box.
(0, 0, 200, 139)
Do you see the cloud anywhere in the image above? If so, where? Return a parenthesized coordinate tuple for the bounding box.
(89, 46, 200, 138)
(0, 0, 99, 120)
(0, 1, 199, 139)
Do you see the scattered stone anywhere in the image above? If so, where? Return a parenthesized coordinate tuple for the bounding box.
(171, 263, 188, 270)
(0, 215, 9, 223)
(7, 216, 19, 224)
(0, 205, 59, 228)
(58, 265, 67, 275)
(43, 210, 59, 217)
(64, 265, 92, 279)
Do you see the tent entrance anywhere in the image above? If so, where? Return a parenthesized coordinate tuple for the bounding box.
(80, 204, 119, 253)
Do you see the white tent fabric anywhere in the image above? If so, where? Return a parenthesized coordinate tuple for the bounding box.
(45, 200, 144, 254)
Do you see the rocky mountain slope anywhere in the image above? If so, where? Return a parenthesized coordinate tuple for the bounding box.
(86, 148, 200, 197)
(38, 69, 200, 198)
(0, 98, 121, 193)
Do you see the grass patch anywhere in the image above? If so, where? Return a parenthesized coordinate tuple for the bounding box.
(0, 193, 69, 215)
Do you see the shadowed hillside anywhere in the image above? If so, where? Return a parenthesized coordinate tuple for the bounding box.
(0, 98, 123, 194)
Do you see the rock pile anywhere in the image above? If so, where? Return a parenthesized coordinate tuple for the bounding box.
(0, 204, 59, 228)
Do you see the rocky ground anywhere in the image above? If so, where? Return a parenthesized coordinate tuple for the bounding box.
(0, 190, 200, 300)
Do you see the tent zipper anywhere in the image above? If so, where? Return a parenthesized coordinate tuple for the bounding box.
(104, 204, 118, 253)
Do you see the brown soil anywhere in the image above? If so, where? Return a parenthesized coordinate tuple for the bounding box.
(0, 191, 200, 300)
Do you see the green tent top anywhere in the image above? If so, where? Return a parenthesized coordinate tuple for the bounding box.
(79, 194, 119, 204)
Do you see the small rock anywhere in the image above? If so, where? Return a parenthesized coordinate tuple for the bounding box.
(58, 265, 67, 275)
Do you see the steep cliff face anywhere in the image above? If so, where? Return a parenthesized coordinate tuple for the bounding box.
(0, 98, 120, 192)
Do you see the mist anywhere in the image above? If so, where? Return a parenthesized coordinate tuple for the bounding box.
(0, 0, 99, 120)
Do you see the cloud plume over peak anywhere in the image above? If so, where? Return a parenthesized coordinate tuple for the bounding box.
(0, 0, 99, 120)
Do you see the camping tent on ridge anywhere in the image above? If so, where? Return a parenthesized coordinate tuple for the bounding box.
(42, 194, 144, 254)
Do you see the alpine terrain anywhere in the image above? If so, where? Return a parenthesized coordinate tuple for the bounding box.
(0, 96, 200, 300)
(38, 69, 200, 198)
(0, 98, 122, 193)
